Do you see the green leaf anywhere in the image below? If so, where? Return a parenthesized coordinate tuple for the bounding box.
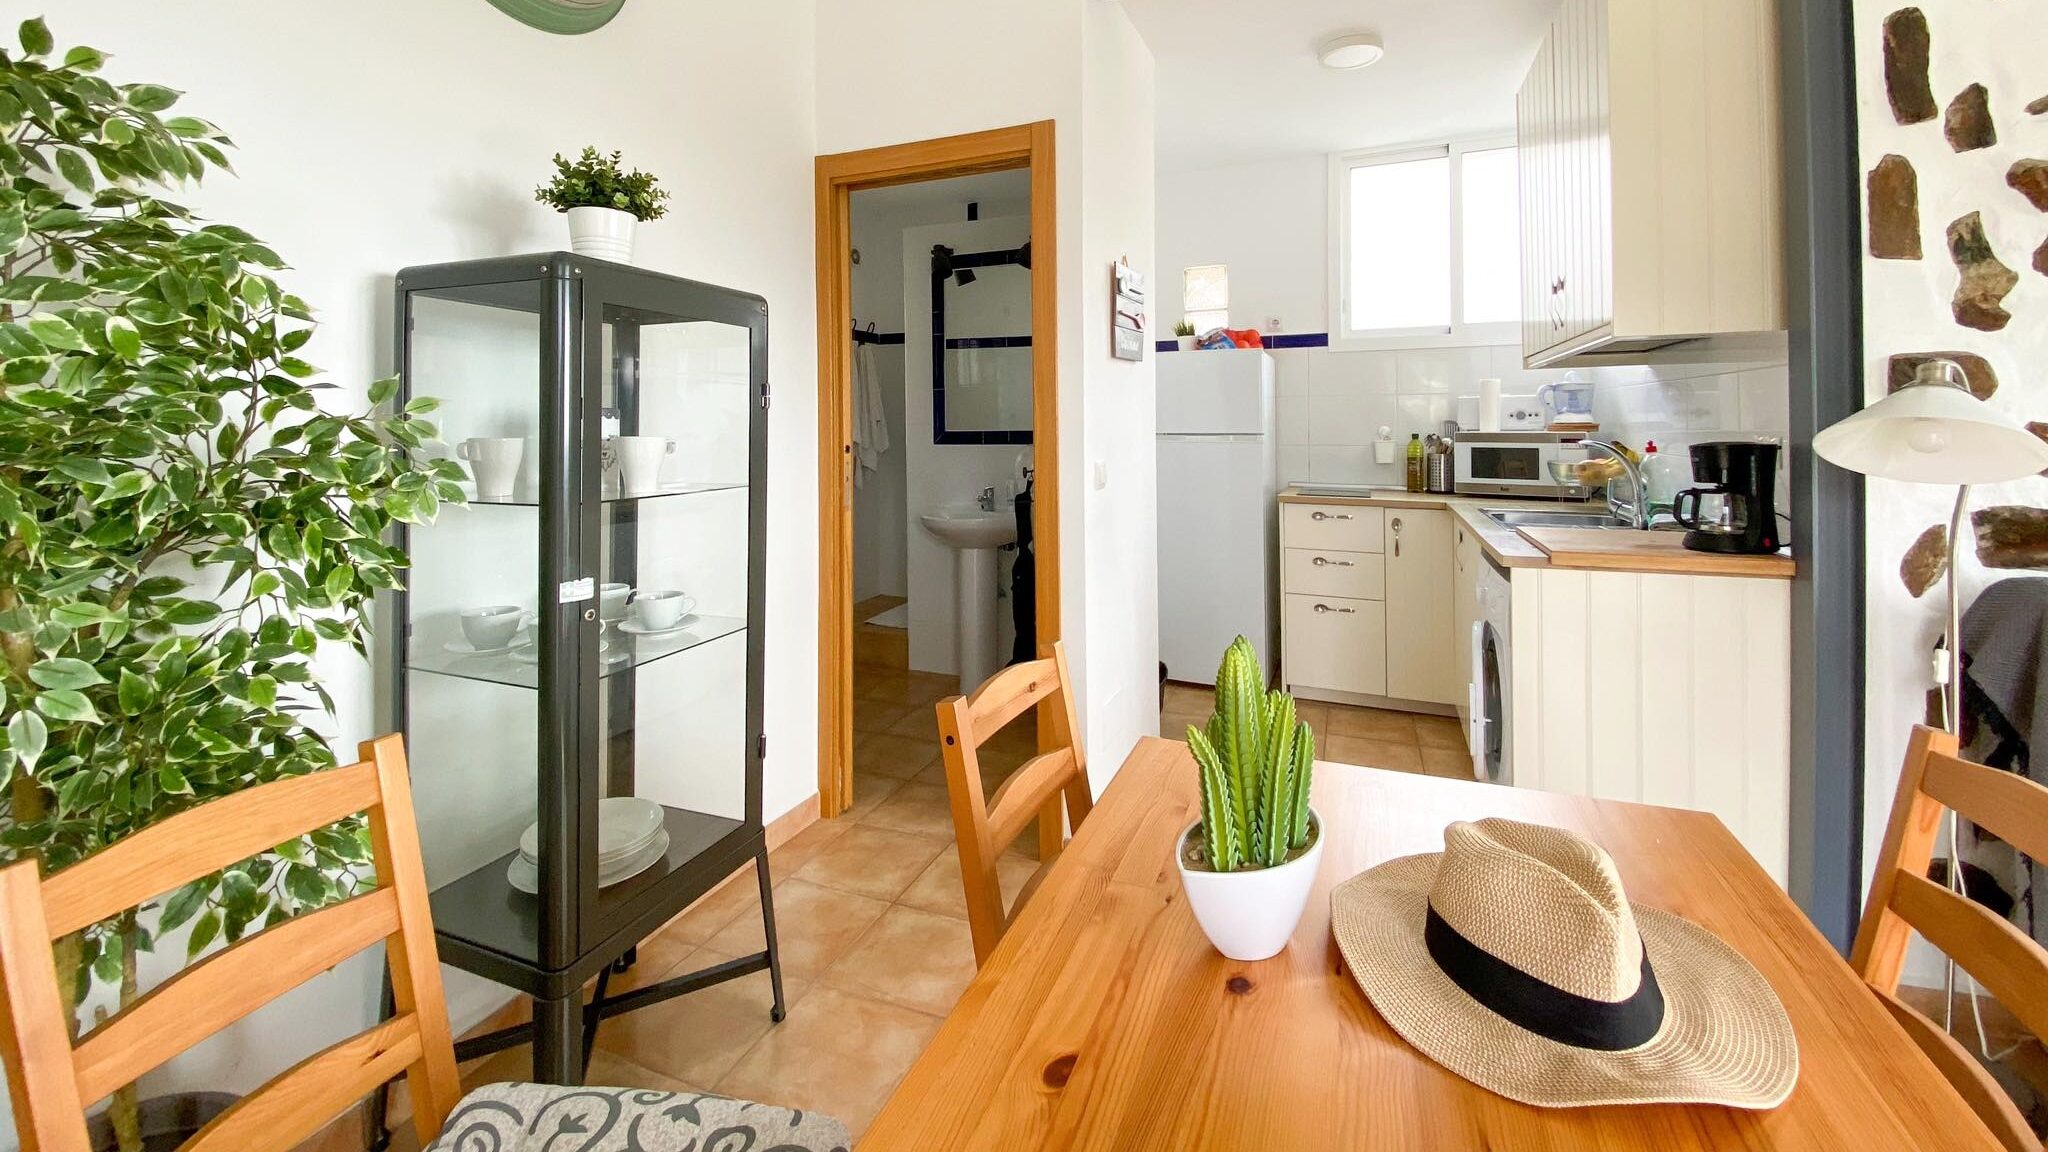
(186, 909, 222, 960)
(49, 601, 113, 629)
(33, 689, 100, 724)
(24, 314, 85, 352)
(55, 149, 94, 194)
(159, 880, 211, 932)
(6, 711, 47, 775)
(92, 934, 123, 986)
(117, 667, 151, 716)
(156, 765, 191, 794)
(62, 45, 106, 72)
(17, 17, 51, 56)
(106, 315, 141, 361)
(125, 84, 180, 113)
(367, 377, 398, 406)
(245, 675, 276, 709)
(27, 658, 106, 691)
(159, 600, 221, 626)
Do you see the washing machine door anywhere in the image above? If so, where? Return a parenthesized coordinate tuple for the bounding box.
(1473, 622, 1507, 785)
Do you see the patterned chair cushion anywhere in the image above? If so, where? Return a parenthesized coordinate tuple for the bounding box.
(424, 1082, 852, 1152)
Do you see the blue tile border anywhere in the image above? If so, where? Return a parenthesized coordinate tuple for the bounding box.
(853, 330, 905, 346)
(1156, 332, 1330, 352)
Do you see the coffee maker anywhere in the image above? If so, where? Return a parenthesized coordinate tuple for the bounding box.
(1673, 441, 1781, 554)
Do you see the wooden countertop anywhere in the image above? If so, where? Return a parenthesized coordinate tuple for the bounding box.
(859, 739, 1993, 1151)
(1520, 526, 1796, 579)
(1279, 486, 1794, 579)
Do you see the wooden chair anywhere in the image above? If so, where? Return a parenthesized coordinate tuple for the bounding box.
(0, 736, 849, 1152)
(934, 642, 1094, 966)
(1851, 724, 2048, 1152)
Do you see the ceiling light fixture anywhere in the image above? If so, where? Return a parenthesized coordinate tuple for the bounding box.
(1317, 32, 1385, 71)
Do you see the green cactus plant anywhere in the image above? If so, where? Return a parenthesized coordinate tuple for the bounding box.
(1185, 636, 1316, 871)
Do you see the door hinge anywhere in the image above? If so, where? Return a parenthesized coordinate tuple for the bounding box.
(756, 732, 767, 760)
(760, 380, 771, 409)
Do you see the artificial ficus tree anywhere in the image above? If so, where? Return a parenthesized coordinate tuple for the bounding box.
(0, 19, 460, 1145)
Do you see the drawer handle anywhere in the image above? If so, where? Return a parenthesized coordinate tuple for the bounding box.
(1310, 511, 1354, 522)
(1310, 556, 1355, 568)
(1312, 603, 1357, 615)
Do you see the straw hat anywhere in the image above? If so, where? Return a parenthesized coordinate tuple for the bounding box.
(1331, 818, 1798, 1109)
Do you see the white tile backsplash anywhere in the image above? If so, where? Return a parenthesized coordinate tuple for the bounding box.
(1274, 342, 1790, 488)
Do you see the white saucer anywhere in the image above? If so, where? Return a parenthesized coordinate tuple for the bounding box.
(509, 639, 628, 664)
(506, 827, 671, 895)
(444, 638, 521, 656)
(618, 615, 700, 638)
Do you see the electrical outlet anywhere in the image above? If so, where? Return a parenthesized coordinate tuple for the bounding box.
(1265, 316, 1282, 332)
(1092, 461, 1109, 490)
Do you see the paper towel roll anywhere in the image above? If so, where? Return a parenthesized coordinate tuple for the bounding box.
(1477, 378, 1502, 432)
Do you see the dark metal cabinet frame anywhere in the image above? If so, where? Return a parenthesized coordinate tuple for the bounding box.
(377, 254, 783, 1107)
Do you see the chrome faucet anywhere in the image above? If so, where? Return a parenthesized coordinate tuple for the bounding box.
(1579, 440, 1649, 529)
(977, 486, 998, 512)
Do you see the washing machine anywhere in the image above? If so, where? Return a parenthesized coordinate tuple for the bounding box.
(1469, 554, 1514, 787)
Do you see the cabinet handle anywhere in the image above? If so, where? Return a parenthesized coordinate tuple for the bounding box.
(1309, 511, 1354, 522)
(1310, 556, 1355, 568)
(1312, 603, 1357, 615)
(1391, 517, 1402, 532)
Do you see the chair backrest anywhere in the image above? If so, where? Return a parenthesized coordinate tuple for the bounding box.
(0, 735, 460, 1152)
(1850, 724, 2048, 1152)
(933, 642, 1093, 966)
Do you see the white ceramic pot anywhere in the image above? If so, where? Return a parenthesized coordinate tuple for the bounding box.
(1176, 811, 1324, 962)
(1177, 335, 1197, 352)
(566, 205, 637, 263)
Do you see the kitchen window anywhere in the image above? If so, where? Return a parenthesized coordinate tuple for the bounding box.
(1328, 137, 1520, 350)
(1182, 263, 1229, 332)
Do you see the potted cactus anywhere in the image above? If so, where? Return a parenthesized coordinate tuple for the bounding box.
(1176, 637, 1323, 961)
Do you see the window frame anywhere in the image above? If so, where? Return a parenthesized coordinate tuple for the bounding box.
(1181, 263, 1229, 332)
(1327, 134, 1521, 352)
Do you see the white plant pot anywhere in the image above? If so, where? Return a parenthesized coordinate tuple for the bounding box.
(1176, 811, 1324, 962)
(1176, 335, 1197, 351)
(566, 206, 637, 264)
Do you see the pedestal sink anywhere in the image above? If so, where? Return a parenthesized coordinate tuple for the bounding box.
(920, 505, 1018, 693)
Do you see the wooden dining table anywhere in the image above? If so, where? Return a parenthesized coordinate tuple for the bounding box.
(858, 737, 2002, 1151)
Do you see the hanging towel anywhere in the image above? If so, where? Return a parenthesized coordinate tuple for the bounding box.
(852, 341, 890, 488)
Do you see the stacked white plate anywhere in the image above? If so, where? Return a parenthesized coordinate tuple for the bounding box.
(506, 797, 670, 894)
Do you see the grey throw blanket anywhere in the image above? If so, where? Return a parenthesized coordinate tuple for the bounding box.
(1958, 576, 2048, 947)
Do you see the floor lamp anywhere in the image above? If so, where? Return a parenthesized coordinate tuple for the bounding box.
(1812, 357, 2048, 1040)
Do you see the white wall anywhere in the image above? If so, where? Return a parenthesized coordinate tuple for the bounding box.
(3, 0, 819, 1126)
(1851, 3, 2048, 902)
(816, 0, 1160, 777)
(1156, 154, 1327, 336)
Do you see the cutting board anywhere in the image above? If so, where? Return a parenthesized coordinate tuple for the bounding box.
(1517, 527, 1795, 578)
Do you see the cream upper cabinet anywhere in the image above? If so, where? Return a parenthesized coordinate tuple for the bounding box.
(1517, 0, 1782, 367)
(1385, 509, 1458, 706)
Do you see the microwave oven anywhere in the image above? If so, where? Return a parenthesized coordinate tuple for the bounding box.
(1453, 431, 1595, 500)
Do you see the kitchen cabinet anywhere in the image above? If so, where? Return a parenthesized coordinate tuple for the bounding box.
(1517, 0, 1782, 367)
(1451, 516, 1483, 734)
(1279, 501, 1456, 709)
(1385, 510, 1457, 704)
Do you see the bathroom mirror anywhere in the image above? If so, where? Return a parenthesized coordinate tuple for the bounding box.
(931, 243, 1032, 445)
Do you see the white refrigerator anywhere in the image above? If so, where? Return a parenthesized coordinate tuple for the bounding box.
(1156, 350, 1278, 686)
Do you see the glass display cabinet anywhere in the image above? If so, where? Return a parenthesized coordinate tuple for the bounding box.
(386, 253, 779, 1084)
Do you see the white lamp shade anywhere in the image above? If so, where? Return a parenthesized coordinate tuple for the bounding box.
(1813, 380, 2048, 484)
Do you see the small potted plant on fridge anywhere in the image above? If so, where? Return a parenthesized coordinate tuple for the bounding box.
(1177, 637, 1323, 961)
(1173, 319, 1198, 351)
(535, 145, 671, 264)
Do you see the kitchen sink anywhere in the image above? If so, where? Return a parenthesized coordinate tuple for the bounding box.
(1481, 508, 1646, 531)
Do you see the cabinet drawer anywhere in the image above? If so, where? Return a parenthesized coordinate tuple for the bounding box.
(1283, 594, 1386, 697)
(1282, 503, 1385, 553)
(1283, 548, 1384, 601)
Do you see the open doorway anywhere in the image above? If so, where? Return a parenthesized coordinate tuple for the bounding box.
(815, 124, 1059, 820)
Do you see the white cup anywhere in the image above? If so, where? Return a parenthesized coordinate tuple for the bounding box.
(615, 436, 675, 495)
(460, 605, 527, 650)
(629, 589, 688, 632)
(599, 582, 631, 624)
(459, 437, 525, 500)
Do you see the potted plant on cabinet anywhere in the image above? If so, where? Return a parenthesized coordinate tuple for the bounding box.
(1172, 319, 1197, 351)
(1178, 637, 1323, 961)
(0, 20, 459, 1150)
(534, 145, 671, 264)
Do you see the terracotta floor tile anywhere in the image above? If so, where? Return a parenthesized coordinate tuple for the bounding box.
(895, 846, 1040, 923)
(767, 817, 854, 877)
(850, 770, 910, 812)
(791, 824, 949, 902)
(852, 698, 916, 735)
(704, 878, 889, 979)
(606, 914, 704, 993)
(1292, 700, 1332, 732)
(585, 1046, 704, 1094)
(853, 732, 940, 779)
(1160, 710, 1207, 740)
(1326, 706, 1418, 742)
(854, 671, 910, 701)
(594, 946, 806, 1088)
(1162, 682, 1212, 712)
(884, 704, 941, 741)
(856, 782, 958, 840)
(863, 671, 956, 707)
(822, 905, 979, 1015)
(1414, 714, 1470, 752)
(713, 986, 942, 1140)
(661, 868, 765, 945)
(1323, 736, 1425, 774)
(1421, 745, 1477, 780)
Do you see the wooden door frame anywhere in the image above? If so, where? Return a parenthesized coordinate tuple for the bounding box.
(815, 122, 1060, 819)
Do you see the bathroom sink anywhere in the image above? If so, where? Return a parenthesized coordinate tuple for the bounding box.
(920, 506, 1017, 550)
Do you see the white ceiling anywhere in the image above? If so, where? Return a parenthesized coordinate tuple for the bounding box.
(1123, 0, 1555, 172)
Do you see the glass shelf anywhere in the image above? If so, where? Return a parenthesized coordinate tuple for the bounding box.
(453, 480, 748, 508)
(408, 616, 746, 690)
